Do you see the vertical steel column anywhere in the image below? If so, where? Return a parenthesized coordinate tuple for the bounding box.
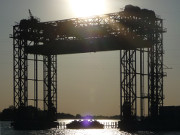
(34, 53, 38, 108)
(120, 50, 137, 120)
(148, 37, 157, 117)
(13, 26, 28, 108)
(43, 55, 57, 121)
(33, 41, 38, 109)
(140, 48, 145, 117)
(148, 19, 164, 117)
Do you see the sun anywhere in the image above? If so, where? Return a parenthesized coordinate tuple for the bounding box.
(69, 0, 107, 17)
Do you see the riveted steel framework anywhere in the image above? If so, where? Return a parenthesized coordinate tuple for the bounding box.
(120, 17, 165, 118)
(12, 26, 28, 108)
(120, 50, 137, 119)
(12, 19, 57, 118)
(12, 7, 165, 121)
(43, 55, 57, 120)
(148, 18, 165, 117)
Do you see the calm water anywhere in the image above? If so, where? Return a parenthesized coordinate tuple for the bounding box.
(0, 120, 180, 135)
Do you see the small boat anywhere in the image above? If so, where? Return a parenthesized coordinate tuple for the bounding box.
(66, 119, 104, 129)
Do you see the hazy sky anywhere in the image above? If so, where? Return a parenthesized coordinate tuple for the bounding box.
(0, 0, 180, 116)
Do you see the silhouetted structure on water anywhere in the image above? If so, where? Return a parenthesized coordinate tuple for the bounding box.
(10, 5, 172, 130)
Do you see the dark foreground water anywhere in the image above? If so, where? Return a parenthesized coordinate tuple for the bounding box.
(1, 120, 180, 135)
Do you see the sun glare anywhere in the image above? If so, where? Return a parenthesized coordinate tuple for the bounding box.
(69, 0, 107, 17)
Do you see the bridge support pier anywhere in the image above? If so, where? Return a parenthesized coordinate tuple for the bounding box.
(43, 55, 57, 121)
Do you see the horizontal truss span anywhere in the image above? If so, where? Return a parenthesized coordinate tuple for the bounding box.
(25, 36, 152, 55)
(14, 9, 164, 55)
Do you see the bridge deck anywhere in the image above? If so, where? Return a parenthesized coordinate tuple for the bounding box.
(25, 36, 151, 55)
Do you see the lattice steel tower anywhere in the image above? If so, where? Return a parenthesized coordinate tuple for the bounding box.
(11, 15, 57, 120)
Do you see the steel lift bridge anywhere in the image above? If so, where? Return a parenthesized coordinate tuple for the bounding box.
(11, 6, 166, 121)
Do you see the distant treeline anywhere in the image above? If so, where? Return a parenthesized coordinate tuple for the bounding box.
(0, 106, 120, 121)
(0, 106, 15, 121)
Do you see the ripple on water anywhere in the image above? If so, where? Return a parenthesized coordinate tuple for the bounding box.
(46, 128, 130, 135)
(1, 121, 180, 135)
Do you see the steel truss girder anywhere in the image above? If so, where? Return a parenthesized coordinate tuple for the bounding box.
(23, 11, 158, 55)
(41, 12, 157, 41)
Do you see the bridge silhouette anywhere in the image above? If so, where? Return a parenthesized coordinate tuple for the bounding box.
(11, 5, 166, 129)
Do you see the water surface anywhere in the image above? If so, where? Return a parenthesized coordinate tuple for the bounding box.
(1, 120, 180, 135)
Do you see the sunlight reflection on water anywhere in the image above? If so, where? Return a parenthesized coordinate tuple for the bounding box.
(47, 128, 129, 135)
(1, 121, 180, 135)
